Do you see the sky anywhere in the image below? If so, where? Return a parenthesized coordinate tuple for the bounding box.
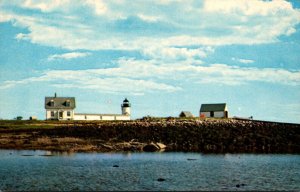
(0, 0, 300, 123)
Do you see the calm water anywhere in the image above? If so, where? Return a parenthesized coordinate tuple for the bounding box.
(0, 150, 299, 191)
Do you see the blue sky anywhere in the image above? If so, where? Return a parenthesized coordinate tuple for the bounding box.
(0, 0, 300, 123)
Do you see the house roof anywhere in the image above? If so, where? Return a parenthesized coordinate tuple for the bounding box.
(179, 111, 194, 117)
(45, 97, 76, 109)
(200, 103, 227, 112)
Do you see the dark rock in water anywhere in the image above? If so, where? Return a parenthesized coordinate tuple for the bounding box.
(157, 178, 165, 182)
(113, 165, 119, 168)
(236, 184, 240, 188)
(241, 183, 246, 186)
(143, 143, 159, 152)
(187, 158, 197, 161)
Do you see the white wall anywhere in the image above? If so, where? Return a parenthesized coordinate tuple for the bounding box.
(200, 111, 225, 118)
(73, 114, 86, 120)
(46, 110, 74, 120)
(214, 111, 225, 118)
(74, 114, 102, 120)
(101, 115, 115, 120)
(116, 115, 130, 120)
(74, 114, 130, 121)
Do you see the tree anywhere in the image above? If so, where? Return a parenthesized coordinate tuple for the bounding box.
(14, 116, 23, 120)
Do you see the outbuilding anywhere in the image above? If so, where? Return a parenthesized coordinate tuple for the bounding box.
(179, 111, 194, 118)
(199, 103, 228, 118)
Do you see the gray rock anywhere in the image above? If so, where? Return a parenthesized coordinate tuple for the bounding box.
(143, 143, 160, 152)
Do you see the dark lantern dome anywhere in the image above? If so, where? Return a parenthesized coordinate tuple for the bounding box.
(123, 98, 129, 103)
(122, 98, 131, 107)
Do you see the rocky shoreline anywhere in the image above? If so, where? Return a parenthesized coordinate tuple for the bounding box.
(0, 118, 299, 153)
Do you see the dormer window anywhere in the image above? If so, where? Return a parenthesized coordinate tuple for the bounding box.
(50, 100, 54, 107)
(65, 100, 70, 107)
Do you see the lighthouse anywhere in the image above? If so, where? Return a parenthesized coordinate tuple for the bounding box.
(121, 98, 131, 116)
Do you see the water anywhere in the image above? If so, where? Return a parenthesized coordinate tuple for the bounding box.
(0, 150, 299, 191)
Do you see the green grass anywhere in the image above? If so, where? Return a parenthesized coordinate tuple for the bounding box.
(0, 120, 58, 130)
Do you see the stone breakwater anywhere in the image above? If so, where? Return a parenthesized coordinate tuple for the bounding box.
(0, 119, 299, 153)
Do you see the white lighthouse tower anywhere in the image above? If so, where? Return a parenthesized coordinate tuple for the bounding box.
(121, 98, 131, 116)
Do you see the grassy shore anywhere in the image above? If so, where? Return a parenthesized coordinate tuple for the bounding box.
(0, 118, 299, 153)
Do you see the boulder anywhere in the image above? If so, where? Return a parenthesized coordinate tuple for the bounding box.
(143, 142, 167, 152)
(156, 142, 166, 150)
(143, 143, 160, 152)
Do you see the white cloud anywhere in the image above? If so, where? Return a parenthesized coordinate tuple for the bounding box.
(47, 52, 91, 61)
(85, 0, 107, 15)
(1, 56, 299, 93)
(0, 12, 13, 22)
(1, 0, 300, 93)
(142, 46, 213, 62)
(232, 57, 254, 64)
(21, 0, 71, 12)
(0, 65, 182, 94)
(0, 0, 299, 50)
(52, 77, 181, 95)
(137, 14, 159, 22)
(203, 0, 294, 16)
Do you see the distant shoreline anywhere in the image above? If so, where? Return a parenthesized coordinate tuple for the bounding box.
(0, 118, 299, 153)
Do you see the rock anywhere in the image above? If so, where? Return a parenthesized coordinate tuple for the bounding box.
(143, 143, 160, 152)
(157, 178, 165, 182)
(235, 183, 246, 188)
(142, 142, 167, 152)
(98, 143, 113, 150)
(113, 165, 119, 168)
(187, 158, 197, 161)
(156, 142, 166, 150)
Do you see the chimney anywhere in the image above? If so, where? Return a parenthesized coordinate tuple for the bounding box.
(54, 93, 57, 98)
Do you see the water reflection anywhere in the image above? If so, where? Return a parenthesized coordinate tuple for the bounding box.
(16, 150, 75, 157)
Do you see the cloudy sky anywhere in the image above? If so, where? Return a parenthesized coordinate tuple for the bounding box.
(0, 0, 300, 123)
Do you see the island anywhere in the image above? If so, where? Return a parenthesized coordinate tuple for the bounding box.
(0, 118, 299, 153)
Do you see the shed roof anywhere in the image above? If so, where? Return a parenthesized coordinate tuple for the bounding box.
(179, 111, 194, 117)
(45, 97, 76, 109)
(200, 103, 227, 112)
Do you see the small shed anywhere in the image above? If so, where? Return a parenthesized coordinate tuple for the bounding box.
(179, 111, 194, 118)
(199, 103, 228, 118)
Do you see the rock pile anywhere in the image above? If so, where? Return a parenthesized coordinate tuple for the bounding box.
(0, 118, 299, 153)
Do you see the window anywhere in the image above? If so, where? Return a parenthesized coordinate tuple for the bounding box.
(66, 100, 70, 107)
(50, 100, 54, 107)
(67, 111, 71, 116)
(51, 111, 54, 117)
(59, 112, 63, 118)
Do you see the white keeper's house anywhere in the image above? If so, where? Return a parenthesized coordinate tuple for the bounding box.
(45, 93, 131, 121)
(199, 103, 228, 118)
